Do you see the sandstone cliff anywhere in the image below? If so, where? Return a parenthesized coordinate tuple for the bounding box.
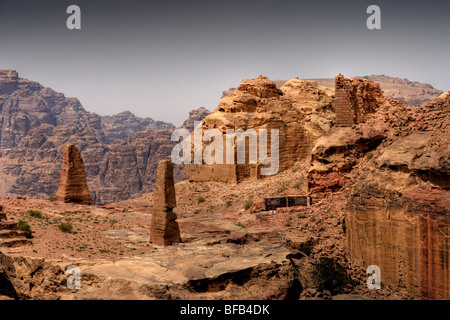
(309, 83, 449, 298)
(0, 70, 206, 204)
(185, 76, 334, 183)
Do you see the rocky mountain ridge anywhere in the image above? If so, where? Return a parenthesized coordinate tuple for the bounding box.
(223, 74, 444, 108)
(0, 70, 207, 204)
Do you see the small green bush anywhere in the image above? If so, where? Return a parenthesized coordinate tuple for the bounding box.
(299, 241, 314, 256)
(48, 196, 57, 202)
(57, 222, 73, 233)
(277, 183, 287, 194)
(17, 220, 32, 238)
(197, 197, 206, 203)
(27, 209, 42, 219)
(366, 153, 374, 160)
(309, 216, 316, 222)
(244, 199, 253, 210)
(235, 222, 245, 228)
(314, 257, 353, 294)
(226, 200, 233, 207)
(293, 175, 305, 189)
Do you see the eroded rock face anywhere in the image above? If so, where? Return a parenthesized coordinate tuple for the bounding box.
(346, 184, 450, 299)
(180, 107, 211, 131)
(184, 76, 334, 183)
(101, 111, 175, 143)
(307, 74, 412, 194)
(308, 124, 387, 194)
(56, 145, 92, 205)
(150, 160, 181, 246)
(344, 92, 450, 299)
(0, 70, 203, 204)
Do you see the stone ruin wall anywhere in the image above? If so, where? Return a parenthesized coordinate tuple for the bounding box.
(334, 73, 403, 127)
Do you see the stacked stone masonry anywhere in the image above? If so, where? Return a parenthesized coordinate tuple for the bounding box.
(334, 73, 403, 127)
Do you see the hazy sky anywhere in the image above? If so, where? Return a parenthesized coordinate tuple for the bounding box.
(0, 0, 449, 125)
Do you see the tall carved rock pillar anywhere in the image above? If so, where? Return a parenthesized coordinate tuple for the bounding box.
(56, 144, 92, 205)
(150, 160, 182, 246)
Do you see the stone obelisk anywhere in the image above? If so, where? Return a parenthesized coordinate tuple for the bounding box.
(150, 160, 181, 246)
(56, 144, 92, 205)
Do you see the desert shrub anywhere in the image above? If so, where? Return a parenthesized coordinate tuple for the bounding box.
(299, 241, 314, 256)
(366, 152, 374, 160)
(197, 197, 206, 203)
(244, 199, 253, 210)
(235, 222, 245, 228)
(57, 222, 73, 233)
(309, 216, 316, 222)
(293, 175, 305, 189)
(293, 181, 303, 189)
(277, 183, 287, 193)
(17, 220, 32, 238)
(48, 196, 57, 202)
(226, 200, 233, 207)
(27, 209, 42, 219)
(314, 257, 353, 294)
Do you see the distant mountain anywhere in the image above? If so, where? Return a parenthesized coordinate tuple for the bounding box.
(308, 75, 443, 107)
(101, 111, 174, 143)
(223, 75, 443, 107)
(0, 70, 206, 204)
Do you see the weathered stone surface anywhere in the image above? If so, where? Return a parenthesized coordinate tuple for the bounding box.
(344, 92, 450, 299)
(153, 160, 176, 211)
(101, 110, 175, 143)
(184, 76, 333, 183)
(308, 125, 386, 193)
(56, 145, 92, 205)
(311, 74, 443, 108)
(180, 107, 211, 131)
(150, 160, 181, 246)
(346, 184, 450, 299)
(334, 73, 391, 127)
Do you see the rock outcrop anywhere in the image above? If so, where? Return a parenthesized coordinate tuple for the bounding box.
(180, 107, 211, 131)
(334, 73, 392, 127)
(184, 76, 334, 183)
(101, 111, 175, 143)
(308, 74, 399, 193)
(150, 160, 181, 246)
(56, 145, 92, 205)
(343, 92, 450, 299)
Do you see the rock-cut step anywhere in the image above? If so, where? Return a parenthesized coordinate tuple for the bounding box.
(0, 237, 32, 248)
(0, 229, 27, 239)
(0, 209, 32, 248)
(0, 221, 18, 231)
